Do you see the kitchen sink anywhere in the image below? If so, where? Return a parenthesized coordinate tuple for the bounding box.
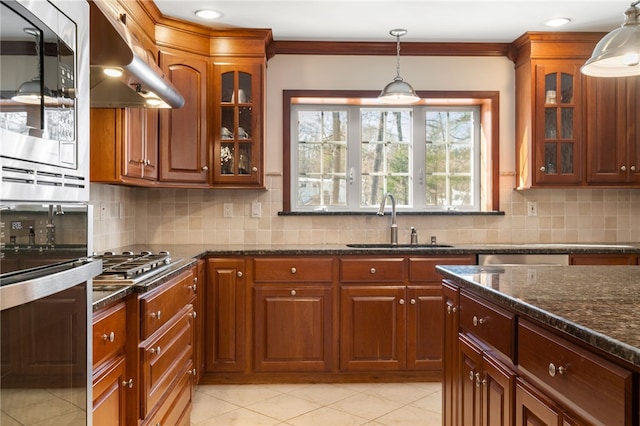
(346, 243, 454, 249)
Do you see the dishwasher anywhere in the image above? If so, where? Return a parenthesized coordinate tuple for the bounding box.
(478, 254, 569, 265)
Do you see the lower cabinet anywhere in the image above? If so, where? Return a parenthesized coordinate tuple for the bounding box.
(205, 258, 247, 372)
(443, 280, 635, 426)
(92, 355, 128, 425)
(569, 253, 639, 265)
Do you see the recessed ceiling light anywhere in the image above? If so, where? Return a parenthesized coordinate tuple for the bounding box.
(195, 9, 221, 20)
(544, 18, 571, 27)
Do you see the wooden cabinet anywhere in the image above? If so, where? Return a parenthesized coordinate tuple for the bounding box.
(339, 255, 474, 372)
(442, 281, 460, 426)
(515, 377, 563, 426)
(585, 76, 640, 185)
(252, 257, 334, 372)
(90, 108, 158, 185)
(205, 258, 247, 372)
(92, 301, 133, 426)
(159, 50, 209, 184)
(211, 60, 265, 187)
(193, 260, 205, 383)
(512, 33, 602, 188)
(138, 268, 196, 423)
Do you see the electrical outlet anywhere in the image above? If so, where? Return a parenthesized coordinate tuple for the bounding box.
(100, 202, 107, 221)
(223, 203, 233, 218)
(527, 201, 538, 217)
(251, 202, 261, 218)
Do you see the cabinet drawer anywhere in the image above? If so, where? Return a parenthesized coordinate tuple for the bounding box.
(408, 255, 476, 282)
(340, 258, 405, 283)
(459, 291, 515, 359)
(141, 305, 193, 418)
(518, 320, 632, 426)
(253, 257, 333, 283)
(143, 362, 192, 426)
(93, 302, 127, 370)
(140, 269, 196, 339)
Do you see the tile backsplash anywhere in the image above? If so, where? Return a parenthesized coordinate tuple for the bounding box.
(90, 176, 640, 252)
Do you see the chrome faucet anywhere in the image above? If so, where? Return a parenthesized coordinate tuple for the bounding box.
(377, 192, 398, 245)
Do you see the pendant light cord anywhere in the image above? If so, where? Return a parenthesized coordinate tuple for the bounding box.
(395, 33, 401, 79)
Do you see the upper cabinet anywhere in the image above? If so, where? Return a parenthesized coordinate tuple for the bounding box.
(585, 76, 640, 185)
(512, 33, 603, 189)
(211, 60, 264, 187)
(159, 50, 209, 185)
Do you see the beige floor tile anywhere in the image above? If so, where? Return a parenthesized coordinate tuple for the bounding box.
(288, 383, 359, 405)
(3, 398, 78, 425)
(193, 408, 281, 426)
(287, 406, 369, 426)
(198, 384, 283, 406)
(330, 393, 404, 421)
(374, 404, 441, 426)
(363, 383, 431, 405)
(191, 392, 240, 424)
(409, 390, 442, 413)
(245, 393, 323, 422)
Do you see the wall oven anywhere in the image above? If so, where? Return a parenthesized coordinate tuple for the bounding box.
(0, 0, 89, 203)
(1, 202, 99, 425)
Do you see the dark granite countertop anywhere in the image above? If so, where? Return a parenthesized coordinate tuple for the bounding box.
(436, 264, 640, 368)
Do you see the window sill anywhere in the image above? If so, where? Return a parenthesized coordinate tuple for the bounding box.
(278, 211, 505, 216)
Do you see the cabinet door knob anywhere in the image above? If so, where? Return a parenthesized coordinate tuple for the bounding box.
(290, 267, 297, 274)
(370, 267, 376, 274)
(122, 378, 133, 388)
(202, 166, 209, 171)
(290, 289, 296, 296)
(399, 299, 405, 305)
(621, 165, 627, 171)
(469, 370, 474, 381)
(472, 315, 485, 326)
(475, 372, 486, 388)
(548, 363, 566, 377)
(102, 331, 115, 342)
(252, 166, 258, 172)
(237, 271, 243, 278)
(446, 305, 458, 314)
(150, 346, 161, 355)
(151, 311, 161, 320)
(410, 298, 416, 305)
(188, 283, 197, 292)
(540, 166, 546, 172)
(191, 368, 197, 376)
(189, 311, 197, 319)
(631, 165, 636, 171)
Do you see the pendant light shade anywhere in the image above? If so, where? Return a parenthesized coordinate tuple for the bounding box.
(582, 1, 640, 77)
(379, 29, 420, 104)
(12, 78, 53, 104)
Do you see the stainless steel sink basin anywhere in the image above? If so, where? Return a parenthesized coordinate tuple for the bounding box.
(346, 243, 454, 249)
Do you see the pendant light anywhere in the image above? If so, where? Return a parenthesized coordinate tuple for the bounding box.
(582, 1, 640, 77)
(378, 29, 420, 104)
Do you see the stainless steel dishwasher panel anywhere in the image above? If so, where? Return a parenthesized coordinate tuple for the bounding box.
(478, 254, 569, 265)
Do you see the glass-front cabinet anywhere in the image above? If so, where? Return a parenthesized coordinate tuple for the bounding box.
(212, 61, 264, 187)
(535, 62, 583, 185)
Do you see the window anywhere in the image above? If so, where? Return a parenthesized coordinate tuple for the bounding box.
(284, 91, 499, 213)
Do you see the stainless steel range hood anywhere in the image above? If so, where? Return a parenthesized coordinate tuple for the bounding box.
(89, 2, 184, 109)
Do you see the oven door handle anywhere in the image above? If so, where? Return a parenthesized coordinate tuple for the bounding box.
(1, 260, 102, 311)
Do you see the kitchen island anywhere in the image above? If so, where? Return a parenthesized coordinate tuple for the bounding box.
(436, 264, 640, 426)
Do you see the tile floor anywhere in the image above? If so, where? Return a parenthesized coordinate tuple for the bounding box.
(191, 382, 442, 426)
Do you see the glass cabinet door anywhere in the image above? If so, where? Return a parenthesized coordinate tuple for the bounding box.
(536, 63, 583, 184)
(214, 62, 263, 187)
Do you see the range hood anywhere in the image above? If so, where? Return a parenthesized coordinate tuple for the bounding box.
(89, 2, 184, 109)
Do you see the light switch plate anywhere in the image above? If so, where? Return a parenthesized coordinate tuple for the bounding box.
(251, 202, 261, 217)
(223, 203, 233, 218)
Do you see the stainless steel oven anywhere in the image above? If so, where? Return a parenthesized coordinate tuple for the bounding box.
(1, 202, 99, 425)
(0, 0, 89, 203)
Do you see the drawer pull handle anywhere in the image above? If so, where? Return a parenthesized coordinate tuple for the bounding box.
(237, 271, 243, 278)
(290, 289, 297, 296)
(548, 363, 566, 377)
(189, 311, 197, 319)
(150, 346, 161, 355)
(370, 267, 376, 274)
(290, 267, 297, 274)
(472, 315, 485, 326)
(122, 378, 133, 388)
(102, 332, 115, 342)
(475, 373, 486, 388)
(151, 311, 161, 320)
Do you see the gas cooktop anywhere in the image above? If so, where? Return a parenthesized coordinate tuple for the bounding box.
(93, 251, 178, 285)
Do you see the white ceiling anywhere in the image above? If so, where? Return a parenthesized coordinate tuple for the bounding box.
(153, 0, 630, 43)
